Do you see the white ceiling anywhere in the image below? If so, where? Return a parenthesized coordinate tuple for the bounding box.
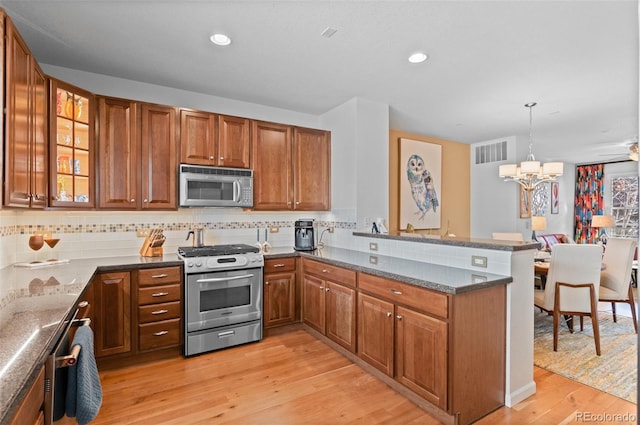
(2, 0, 638, 165)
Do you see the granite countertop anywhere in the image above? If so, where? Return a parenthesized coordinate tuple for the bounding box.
(265, 246, 513, 294)
(352, 231, 541, 251)
(0, 255, 182, 425)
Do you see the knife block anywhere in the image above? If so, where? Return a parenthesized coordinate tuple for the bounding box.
(139, 229, 165, 257)
(140, 246, 163, 257)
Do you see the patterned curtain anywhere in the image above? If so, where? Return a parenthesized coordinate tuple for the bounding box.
(574, 164, 605, 243)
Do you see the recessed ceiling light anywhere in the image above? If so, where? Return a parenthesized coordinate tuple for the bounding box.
(408, 52, 428, 64)
(210, 33, 231, 46)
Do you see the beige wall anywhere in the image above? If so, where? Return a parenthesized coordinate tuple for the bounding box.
(389, 130, 470, 237)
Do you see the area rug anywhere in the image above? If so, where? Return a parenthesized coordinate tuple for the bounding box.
(533, 310, 637, 403)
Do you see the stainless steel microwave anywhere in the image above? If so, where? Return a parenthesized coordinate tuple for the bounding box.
(179, 164, 253, 208)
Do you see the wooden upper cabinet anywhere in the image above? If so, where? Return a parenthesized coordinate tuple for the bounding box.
(140, 103, 177, 209)
(252, 121, 330, 211)
(251, 121, 293, 210)
(180, 110, 250, 169)
(293, 127, 331, 211)
(4, 16, 48, 208)
(97, 97, 138, 209)
(218, 115, 250, 168)
(98, 99, 177, 210)
(180, 109, 216, 165)
(49, 79, 95, 208)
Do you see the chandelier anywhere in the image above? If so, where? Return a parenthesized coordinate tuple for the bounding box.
(499, 102, 563, 191)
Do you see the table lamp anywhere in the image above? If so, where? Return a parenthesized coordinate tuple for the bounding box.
(531, 216, 547, 242)
(591, 214, 614, 244)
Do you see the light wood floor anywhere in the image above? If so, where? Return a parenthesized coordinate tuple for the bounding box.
(78, 328, 636, 425)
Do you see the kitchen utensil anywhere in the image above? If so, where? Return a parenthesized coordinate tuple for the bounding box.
(262, 228, 271, 253)
(29, 235, 44, 251)
(254, 228, 263, 252)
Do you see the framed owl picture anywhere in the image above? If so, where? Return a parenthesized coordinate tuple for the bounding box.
(399, 138, 442, 230)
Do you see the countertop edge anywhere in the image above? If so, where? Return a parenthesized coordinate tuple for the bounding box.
(352, 232, 540, 251)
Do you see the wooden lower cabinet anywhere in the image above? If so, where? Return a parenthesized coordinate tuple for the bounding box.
(263, 257, 298, 328)
(136, 267, 182, 353)
(93, 271, 132, 357)
(356, 272, 506, 425)
(357, 292, 394, 376)
(91, 265, 183, 360)
(395, 305, 447, 409)
(264, 272, 296, 327)
(302, 274, 326, 333)
(9, 366, 44, 425)
(302, 259, 356, 353)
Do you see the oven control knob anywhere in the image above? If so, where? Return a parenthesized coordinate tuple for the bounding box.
(196, 261, 203, 267)
(187, 262, 194, 268)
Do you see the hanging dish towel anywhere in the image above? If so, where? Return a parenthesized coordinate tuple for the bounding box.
(66, 326, 102, 425)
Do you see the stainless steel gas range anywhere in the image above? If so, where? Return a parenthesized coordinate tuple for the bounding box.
(178, 244, 264, 356)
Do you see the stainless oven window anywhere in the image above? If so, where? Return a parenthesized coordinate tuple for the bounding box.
(187, 180, 234, 201)
(200, 285, 250, 311)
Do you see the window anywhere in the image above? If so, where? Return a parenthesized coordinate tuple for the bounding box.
(610, 176, 638, 239)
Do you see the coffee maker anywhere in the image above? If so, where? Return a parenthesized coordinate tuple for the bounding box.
(294, 219, 316, 251)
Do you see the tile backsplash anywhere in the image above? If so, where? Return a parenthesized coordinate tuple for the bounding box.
(0, 208, 357, 267)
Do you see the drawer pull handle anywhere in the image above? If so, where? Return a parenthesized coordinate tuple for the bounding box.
(151, 274, 168, 278)
(273, 264, 286, 268)
(386, 312, 392, 317)
(390, 289, 403, 295)
(322, 269, 329, 273)
(151, 309, 169, 315)
(151, 292, 169, 297)
(154, 330, 169, 336)
(218, 330, 235, 338)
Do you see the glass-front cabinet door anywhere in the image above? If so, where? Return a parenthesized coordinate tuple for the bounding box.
(49, 79, 95, 207)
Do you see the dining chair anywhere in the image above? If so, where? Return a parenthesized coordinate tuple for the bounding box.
(492, 232, 523, 241)
(534, 244, 604, 355)
(599, 238, 638, 333)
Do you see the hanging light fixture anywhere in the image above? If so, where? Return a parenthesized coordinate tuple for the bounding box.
(499, 102, 563, 191)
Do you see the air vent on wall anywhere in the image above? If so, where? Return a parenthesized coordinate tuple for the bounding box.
(475, 140, 507, 165)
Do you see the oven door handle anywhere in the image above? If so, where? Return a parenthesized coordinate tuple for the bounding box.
(196, 274, 254, 283)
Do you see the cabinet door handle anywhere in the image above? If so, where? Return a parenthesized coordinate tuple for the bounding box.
(273, 264, 286, 268)
(396, 315, 403, 320)
(151, 292, 169, 297)
(153, 330, 169, 336)
(265, 281, 270, 285)
(319, 286, 325, 290)
(390, 289, 403, 295)
(386, 312, 392, 317)
(151, 274, 168, 279)
(219, 156, 224, 161)
(151, 309, 169, 315)
(143, 199, 149, 203)
(209, 156, 215, 160)
(295, 201, 300, 205)
(325, 287, 330, 292)
(130, 198, 135, 203)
